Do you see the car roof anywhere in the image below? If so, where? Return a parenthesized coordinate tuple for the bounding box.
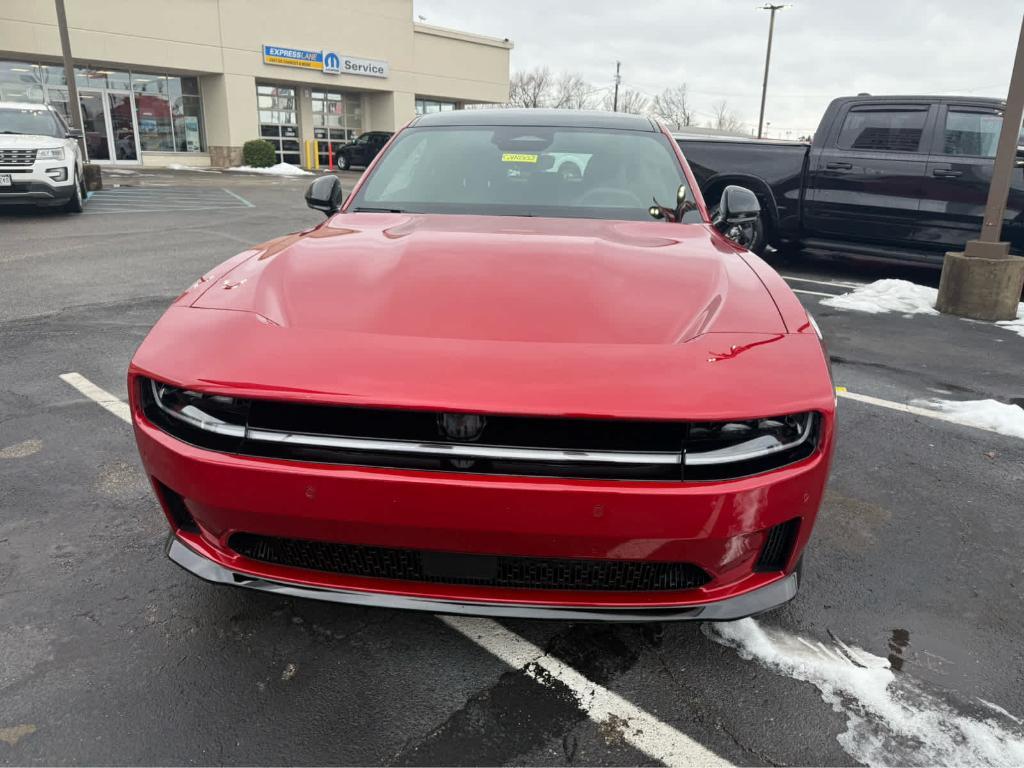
(0, 101, 57, 111)
(410, 108, 659, 132)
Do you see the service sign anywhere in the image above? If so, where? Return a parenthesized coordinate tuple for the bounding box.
(263, 45, 388, 79)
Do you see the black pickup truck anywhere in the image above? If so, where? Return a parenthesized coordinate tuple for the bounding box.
(676, 94, 1024, 263)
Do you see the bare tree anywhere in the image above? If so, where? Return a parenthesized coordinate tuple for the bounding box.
(649, 85, 693, 130)
(603, 88, 648, 115)
(507, 67, 554, 108)
(708, 100, 744, 133)
(551, 72, 595, 110)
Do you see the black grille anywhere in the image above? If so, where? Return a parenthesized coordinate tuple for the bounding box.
(0, 149, 37, 166)
(228, 533, 711, 592)
(139, 377, 818, 482)
(755, 518, 800, 572)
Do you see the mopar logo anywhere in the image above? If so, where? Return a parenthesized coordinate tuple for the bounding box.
(322, 51, 341, 74)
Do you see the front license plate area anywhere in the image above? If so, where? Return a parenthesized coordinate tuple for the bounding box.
(421, 551, 498, 582)
(0, 174, 11, 187)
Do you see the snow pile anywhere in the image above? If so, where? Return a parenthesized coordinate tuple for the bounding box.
(165, 163, 220, 173)
(913, 398, 1024, 440)
(821, 279, 1024, 336)
(820, 279, 939, 315)
(995, 306, 1024, 339)
(226, 163, 312, 176)
(706, 619, 1024, 766)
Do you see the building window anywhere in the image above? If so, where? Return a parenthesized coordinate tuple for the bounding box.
(415, 98, 458, 115)
(131, 73, 204, 153)
(257, 84, 300, 165)
(0, 60, 53, 102)
(311, 90, 362, 166)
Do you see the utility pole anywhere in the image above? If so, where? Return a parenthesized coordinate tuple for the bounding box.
(612, 61, 621, 112)
(936, 13, 1024, 321)
(757, 4, 787, 140)
(54, 0, 83, 136)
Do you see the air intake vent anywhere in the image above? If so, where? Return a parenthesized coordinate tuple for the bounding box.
(228, 533, 711, 592)
(154, 480, 198, 534)
(755, 518, 800, 572)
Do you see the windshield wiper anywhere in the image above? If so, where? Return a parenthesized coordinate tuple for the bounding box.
(353, 206, 407, 213)
(0, 131, 28, 135)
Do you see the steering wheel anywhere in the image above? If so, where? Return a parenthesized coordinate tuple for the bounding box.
(576, 186, 645, 207)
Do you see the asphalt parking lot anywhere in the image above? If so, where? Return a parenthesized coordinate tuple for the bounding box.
(2, 168, 1023, 766)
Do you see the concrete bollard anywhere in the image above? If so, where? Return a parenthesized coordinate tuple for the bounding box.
(935, 240, 1024, 321)
(83, 163, 103, 192)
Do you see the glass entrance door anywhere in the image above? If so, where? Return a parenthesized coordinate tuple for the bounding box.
(79, 90, 110, 161)
(107, 91, 139, 162)
(78, 88, 140, 164)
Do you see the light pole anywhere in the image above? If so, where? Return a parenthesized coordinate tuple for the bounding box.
(757, 4, 788, 140)
(54, 0, 83, 137)
(935, 13, 1024, 321)
(612, 61, 621, 112)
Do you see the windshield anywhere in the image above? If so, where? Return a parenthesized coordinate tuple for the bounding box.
(350, 125, 696, 222)
(0, 106, 63, 138)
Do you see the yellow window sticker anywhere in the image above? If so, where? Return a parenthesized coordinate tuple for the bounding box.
(501, 152, 539, 163)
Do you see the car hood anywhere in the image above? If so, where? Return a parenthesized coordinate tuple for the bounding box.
(192, 213, 785, 343)
(0, 133, 66, 149)
(136, 214, 833, 420)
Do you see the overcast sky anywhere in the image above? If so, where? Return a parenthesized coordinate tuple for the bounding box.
(414, 0, 1022, 137)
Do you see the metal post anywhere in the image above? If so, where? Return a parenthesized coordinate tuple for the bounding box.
(612, 61, 621, 112)
(978, 15, 1024, 244)
(54, 0, 83, 139)
(935, 13, 1024, 321)
(757, 4, 786, 140)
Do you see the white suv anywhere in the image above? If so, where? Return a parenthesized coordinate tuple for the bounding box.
(0, 102, 86, 213)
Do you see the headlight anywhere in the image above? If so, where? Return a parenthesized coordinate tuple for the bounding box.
(36, 147, 65, 161)
(685, 412, 818, 479)
(146, 380, 249, 438)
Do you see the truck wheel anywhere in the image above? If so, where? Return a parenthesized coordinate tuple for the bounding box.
(336, 155, 349, 171)
(64, 172, 84, 213)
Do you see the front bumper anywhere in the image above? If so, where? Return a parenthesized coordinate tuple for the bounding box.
(135, 397, 831, 619)
(167, 535, 800, 621)
(0, 174, 76, 205)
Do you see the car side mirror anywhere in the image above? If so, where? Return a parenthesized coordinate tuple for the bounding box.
(66, 127, 83, 139)
(715, 185, 760, 227)
(305, 175, 344, 217)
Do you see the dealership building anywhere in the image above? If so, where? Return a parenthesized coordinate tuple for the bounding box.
(0, 0, 512, 168)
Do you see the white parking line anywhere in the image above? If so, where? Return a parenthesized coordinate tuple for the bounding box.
(792, 288, 836, 298)
(837, 389, 997, 431)
(442, 616, 732, 767)
(222, 188, 255, 207)
(59, 372, 131, 424)
(782, 275, 863, 290)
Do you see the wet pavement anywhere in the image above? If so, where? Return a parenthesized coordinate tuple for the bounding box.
(1, 168, 1022, 765)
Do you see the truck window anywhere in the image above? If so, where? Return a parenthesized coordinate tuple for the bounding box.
(942, 110, 1002, 157)
(836, 108, 927, 152)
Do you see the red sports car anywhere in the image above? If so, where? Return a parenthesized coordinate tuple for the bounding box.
(129, 110, 835, 621)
